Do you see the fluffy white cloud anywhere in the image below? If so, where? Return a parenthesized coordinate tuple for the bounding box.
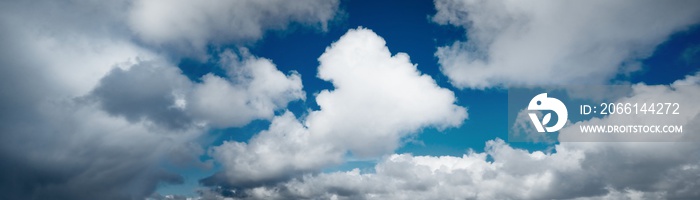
(215, 73, 700, 200)
(433, 0, 700, 88)
(188, 50, 305, 128)
(129, 0, 340, 57)
(205, 28, 468, 189)
(235, 139, 700, 199)
(308, 27, 468, 157)
(204, 111, 343, 187)
(219, 139, 585, 199)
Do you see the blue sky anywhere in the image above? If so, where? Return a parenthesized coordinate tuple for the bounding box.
(2, 0, 700, 199)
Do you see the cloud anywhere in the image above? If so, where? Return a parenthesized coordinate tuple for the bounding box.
(203, 27, 468, 190)
(308, 27, 468, 157)
(0, 31, 186, 200)
(208, 139, 585, 200)
(90, 49, 305, 130)
(83, 47, 306, 196)
(208, 73, 700, 199)
(90, 61, 194, 130)
(0, 0, 329, 199)
(0, 2, 184, 198)
(128, 0, 340, 57)
(432, 0, 700, 88)
(0, 101, 204, 200)
(202, 111, 343, 189)
(231, 138, 700, 199)
(188, 50, 305, 128)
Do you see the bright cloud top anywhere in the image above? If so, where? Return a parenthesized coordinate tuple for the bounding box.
(309, 28, 468, 157)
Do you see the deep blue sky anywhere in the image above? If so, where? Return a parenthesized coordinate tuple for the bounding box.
(162, 0, 700, 196)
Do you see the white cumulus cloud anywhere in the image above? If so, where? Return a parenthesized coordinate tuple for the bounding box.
(433, 0, 700, 88)
(204, 111, 343, 187)
(308, 27, 468, 157)
(188, 50, 305, 128)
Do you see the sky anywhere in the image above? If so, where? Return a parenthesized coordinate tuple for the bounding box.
(0, 0, 700, 200)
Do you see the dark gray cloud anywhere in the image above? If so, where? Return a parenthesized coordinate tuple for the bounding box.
(0, 140, 184, 200)
(90, 62, 194, 130)
(0, 1, 192, 197)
